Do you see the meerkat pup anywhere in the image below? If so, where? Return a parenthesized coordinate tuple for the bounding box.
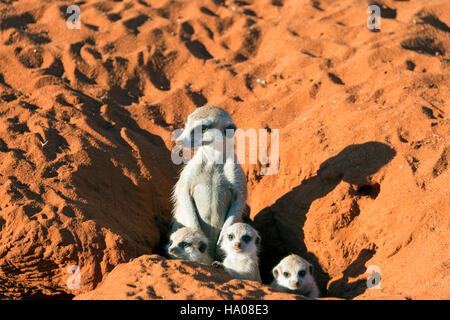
(271, 254, 320, 298)
(166, 227, 212, 265)
(171, 106, 248, 260)
(219, 223, 262, 282)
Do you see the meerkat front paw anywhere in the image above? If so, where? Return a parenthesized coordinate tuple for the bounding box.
(212, 261, 224, 269)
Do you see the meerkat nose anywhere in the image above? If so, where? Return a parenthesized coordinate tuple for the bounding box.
(291, 280, 299, 288)
(168, 248, 175, 254)
(233, 242, 241, 250)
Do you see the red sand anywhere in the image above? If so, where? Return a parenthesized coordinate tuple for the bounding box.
(0, 0, 449, 300)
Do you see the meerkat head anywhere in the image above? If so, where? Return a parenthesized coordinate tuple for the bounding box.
(272, 254, 315, 292)
(175, 105, 236, 149)
(221, 223, 261, 255)
(166, 227, 209, 262)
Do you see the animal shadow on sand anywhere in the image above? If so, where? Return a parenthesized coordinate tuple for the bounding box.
(252, 141, 396, 298)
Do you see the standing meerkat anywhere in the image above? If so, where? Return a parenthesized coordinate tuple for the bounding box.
(166, 227, 212, 265)
(171, 106, 248, 260)
(219, 223, 262, 282)
(271, 254, 320, 298)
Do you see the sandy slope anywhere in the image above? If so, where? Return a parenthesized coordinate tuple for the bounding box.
(0, 0, 448, 299)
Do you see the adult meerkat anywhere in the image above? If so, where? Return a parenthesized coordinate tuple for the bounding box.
(271, 254, 320, 298)
(166, 227, 212, 265)
(171, 106, 247, 260)
(219, 223, 262, 282)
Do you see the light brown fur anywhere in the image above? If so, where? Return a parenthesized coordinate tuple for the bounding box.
(271, 254, 320, 298)
(166, 227, 212, 265)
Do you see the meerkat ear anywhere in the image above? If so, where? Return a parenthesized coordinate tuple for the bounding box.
(165, 240, 172, 251)
(255, 235, 261, 246)
(198, 242, 207, 253)
(309, 265, 314, 275)
(272, 267, 279, 279)
(223, 123, 236, 137)
(217, 233, 223, 246)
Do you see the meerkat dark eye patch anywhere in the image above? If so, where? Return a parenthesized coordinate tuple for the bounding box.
(179, 241, 191, 249)
(224, 124, 236, 131)
(201, 124, 211, 132)
(283, 272, 290, 278)
(223, 124, 236, 136)
(198, 242, 207, 253)
(241, 235, 251, 243)
(299, 270, 306, 277)
(228, 233, 234, 240)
